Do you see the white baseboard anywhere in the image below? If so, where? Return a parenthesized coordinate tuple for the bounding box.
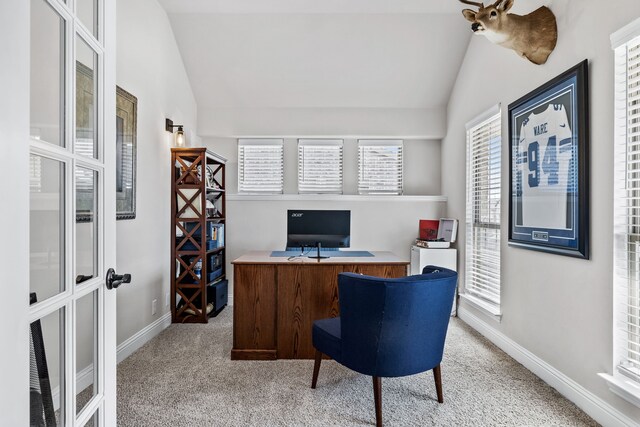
(51, 364, 94, 411)
(50, 312, 172, 410)
(76, 364, 94, 396)
(117, 311, 172, 364)
(458, 307, 640, 427)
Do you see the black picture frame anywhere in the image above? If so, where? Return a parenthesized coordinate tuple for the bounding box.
(116, 86, 137, 220)
(75, 61, 97, 223)
(508, 60, 589, 259)
(75, 67, 137, 221)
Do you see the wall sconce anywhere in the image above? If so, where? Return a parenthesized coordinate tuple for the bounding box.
(165, 118, 185, 147)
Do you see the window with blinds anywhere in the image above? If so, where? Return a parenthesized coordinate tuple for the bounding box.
(358, 140, 403, 195)
(613, 32, 640, 384)
(237, 139, 284, 194)
(465, 108, 501, 310)
(297, 139, 343, 194)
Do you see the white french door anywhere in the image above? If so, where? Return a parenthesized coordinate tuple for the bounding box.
(10, 0, 118, 425)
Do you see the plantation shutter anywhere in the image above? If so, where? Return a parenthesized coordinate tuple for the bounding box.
(465, 107, 502, 308)
(357, 140, 403, 195)
(613, 32, 640, 381)
(297, 139, 343, 194)
(237, 139, 284, 194)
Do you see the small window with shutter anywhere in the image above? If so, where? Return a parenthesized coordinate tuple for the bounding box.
(237, 139, 284, 194)
(297, 139, 343, 194)
(357, 140, 403, 195)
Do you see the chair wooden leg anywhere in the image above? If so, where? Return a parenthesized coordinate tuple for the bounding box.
(311, 349, 322, 389)
(372, 376, 382, 427)
(433, 364, 444, 403)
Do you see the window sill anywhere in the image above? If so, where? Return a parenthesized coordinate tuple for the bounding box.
(598, 373, 640, 408)
(227, 194, 448, 202)
(459, 293, 502, 322)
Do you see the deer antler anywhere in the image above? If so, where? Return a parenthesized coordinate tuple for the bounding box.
(458, 0, 484, 8)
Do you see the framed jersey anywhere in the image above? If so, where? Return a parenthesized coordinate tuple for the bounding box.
(508, 60, 589, 259)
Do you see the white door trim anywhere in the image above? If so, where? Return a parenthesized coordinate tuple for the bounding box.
(102, 0, 118, 422)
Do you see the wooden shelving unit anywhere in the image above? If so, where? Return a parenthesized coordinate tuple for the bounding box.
(171, 147, 228, 323)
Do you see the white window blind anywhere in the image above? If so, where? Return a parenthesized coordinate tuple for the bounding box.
(238, 139, 284, 194)
(358, 140, 403, 195)
(297, 139, 343, 194)
(613, 33, 640, 383)
(465, 108, 501, 308)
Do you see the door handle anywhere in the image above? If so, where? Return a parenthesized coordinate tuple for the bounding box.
(76, 274, 94, 284)
(106, 268, 131, 290)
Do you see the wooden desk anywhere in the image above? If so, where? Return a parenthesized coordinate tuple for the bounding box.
(231, 251, 409, 360)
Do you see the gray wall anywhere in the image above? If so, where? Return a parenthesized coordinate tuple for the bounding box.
(198, 108, 447, 140)
(223, 197, 447, 292)
(441, 0, 640, 420)
(115, 0, 197, 345)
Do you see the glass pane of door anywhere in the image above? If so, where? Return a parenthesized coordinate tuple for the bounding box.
(29, 306, 65, 426)
(76, 167, 98, 283)
(75, 36, 98, 159)
(30, 0, 65, 146)
(76, 290, 98, 414)
(85, 408, 99, 427)
(30, 155, 65, 302)
(77, 0, 98, 38)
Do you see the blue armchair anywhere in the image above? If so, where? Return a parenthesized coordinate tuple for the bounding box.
(311, 266, 458, 427)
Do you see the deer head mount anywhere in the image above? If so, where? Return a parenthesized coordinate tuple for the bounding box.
(459, 0, 557, 65)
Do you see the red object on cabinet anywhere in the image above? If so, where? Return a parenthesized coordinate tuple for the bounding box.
(419, 220, 439, 240)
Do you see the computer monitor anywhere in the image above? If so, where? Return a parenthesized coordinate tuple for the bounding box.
(286, 210, 351, 259)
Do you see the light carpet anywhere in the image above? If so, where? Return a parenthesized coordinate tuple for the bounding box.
(117, 307, 598, 426)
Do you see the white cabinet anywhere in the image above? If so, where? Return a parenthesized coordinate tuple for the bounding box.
(410, 247, 457, 275)
(410, 246, 457, 315)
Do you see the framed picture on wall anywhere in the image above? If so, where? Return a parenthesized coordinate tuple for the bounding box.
(116, 86, 137, 220)
(508, 60, 589, 259)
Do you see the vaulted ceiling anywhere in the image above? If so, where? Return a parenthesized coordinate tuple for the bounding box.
(159, 0, 472, 111)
